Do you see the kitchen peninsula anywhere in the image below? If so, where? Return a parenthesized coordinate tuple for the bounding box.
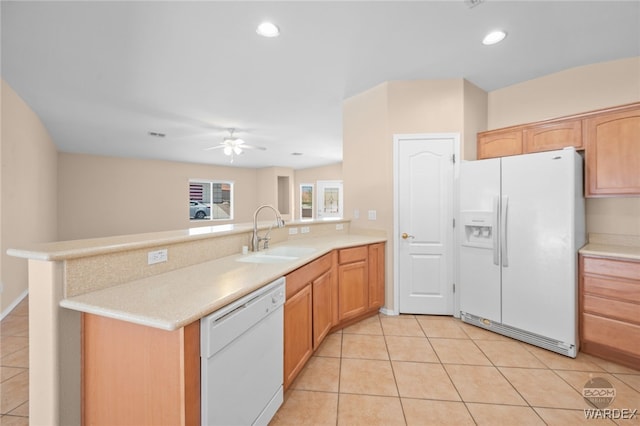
(8, 219, 386, 425)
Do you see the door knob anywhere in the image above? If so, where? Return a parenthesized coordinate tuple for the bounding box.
(401, 233, 415, 240)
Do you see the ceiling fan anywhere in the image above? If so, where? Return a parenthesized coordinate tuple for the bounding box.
(205, 129, 266, 162)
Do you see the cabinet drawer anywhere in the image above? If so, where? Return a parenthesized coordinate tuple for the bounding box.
(339, 246, 368, 264)
(583, 256, 640, 281)
(582, 313, 640, 357)
(286, 253, 333, 299)
(583, 294, 640, 325)
(583, 275, 640, 304)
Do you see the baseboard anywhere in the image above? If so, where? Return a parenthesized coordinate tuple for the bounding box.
(379, 307, 398, 316)
(0, 289, 28, 321)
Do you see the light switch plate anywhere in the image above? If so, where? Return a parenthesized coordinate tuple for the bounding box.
(148, 249, 168, 265)
(301, 226, 310, 234)
(336, 223, 344, 231)
(368, 210, 377, 220)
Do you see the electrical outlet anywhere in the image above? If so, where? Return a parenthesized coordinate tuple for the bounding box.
(354, 209, 360, 219)
(288, 227, 298, 235)
(301, 226, 310, 234)
(148, 249, 168, 265)
(336, 223, 344, 231)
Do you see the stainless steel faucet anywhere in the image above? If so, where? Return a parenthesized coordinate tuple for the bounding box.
(251, 205, 285, 251)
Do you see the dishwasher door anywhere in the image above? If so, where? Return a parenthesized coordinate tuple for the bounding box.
(201, 278, 285, 426)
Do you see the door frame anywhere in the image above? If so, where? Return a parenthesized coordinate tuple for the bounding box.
(392, 133, 461, 317)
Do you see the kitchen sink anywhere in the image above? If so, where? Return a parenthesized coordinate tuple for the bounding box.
(236, 246, 316, 264)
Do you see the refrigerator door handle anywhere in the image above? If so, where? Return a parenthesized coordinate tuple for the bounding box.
(501, 195, 509, 267)
(493, 195, 500, 266)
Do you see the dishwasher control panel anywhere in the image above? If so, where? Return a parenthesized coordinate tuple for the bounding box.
(201, 277, 286, 358)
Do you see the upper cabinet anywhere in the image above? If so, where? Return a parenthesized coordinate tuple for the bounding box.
(585, 104, 640, 197)
(523, 118, 582, 153)
(478, 118, 583, 160)
(478, 102, 640, 197)
(477, 128, 523, 159)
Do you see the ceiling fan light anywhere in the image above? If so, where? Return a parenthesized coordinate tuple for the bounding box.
(256, 22, 280, 38)
(223, 146, 232, 156)
(482, 30, 507, 45)
(233, 146, 242, 155)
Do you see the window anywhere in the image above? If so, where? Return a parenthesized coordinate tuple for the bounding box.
(300, 184, 314, 220)
(189, 180, 233, 221)
(316, 180, 343, 220)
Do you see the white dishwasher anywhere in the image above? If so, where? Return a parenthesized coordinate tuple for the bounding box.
(201, 277, 285, 426)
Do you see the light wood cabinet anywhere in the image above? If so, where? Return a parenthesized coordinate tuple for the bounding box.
(523, 118, 582, 153)
(579, 254, 640, 369)
(478, 103, 640, 174)
(82, 314, 200, 426)
(478, 118, 582, 160)
(337, 246, 369, 322)
(585, 104, 640, 196)
(368, 242, 386, 309)
(283, 243, 386, 388)
(284, 252, 334, 389)
(477, 128, 523, 159)
(312, 269, 333, 349)
(283, 284, 313, 389)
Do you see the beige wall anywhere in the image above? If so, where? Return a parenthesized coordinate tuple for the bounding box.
(256, 167, 295, 221)
(344, 79, 478, 309)
(1, 80, 58, 314)
(58, 153, 260, 240)
(463, 80, 488, 160)
(488, 57, 640, 237)
(488, 57, 640, 129)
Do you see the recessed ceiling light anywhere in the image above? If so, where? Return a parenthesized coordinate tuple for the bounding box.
(256, 22, 280, 38)
(482, 30, 507, 45)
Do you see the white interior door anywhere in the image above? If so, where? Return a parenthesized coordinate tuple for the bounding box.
(395, 134, 456, 315)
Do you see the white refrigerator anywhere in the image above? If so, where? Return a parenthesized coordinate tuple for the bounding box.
(459, 147, 585, 357)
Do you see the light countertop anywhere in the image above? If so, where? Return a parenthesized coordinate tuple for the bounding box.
(7, 219, 350, 261)
(60, 234, 385, 331)
(579, 233, 640, 261)
(579, 243, 640, 261)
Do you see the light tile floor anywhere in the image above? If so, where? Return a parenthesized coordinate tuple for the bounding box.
(0, 297, 29, 426)
(1, 300, 638, 425)
(271, 314, 640, 426)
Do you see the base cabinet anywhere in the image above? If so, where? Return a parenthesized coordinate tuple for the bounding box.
(579, 254, 640, 369)
(368, 243, 386, 309)
(284, 243, 385, 388)
(337, 246, 369, 322)
(283, 284, 313, 389)
(82, 314, 200, 426)
(312, 269, 334, 349)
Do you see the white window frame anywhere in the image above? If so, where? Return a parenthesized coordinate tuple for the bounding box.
(189, 179, 234, 221)
(316, 180, 343, 220)
(299, 183, 314, 221)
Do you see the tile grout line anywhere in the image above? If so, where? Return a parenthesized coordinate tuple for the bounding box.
(464, 324, 549, 424)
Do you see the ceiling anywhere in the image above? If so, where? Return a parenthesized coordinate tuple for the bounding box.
(2, 1, 639, 169)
